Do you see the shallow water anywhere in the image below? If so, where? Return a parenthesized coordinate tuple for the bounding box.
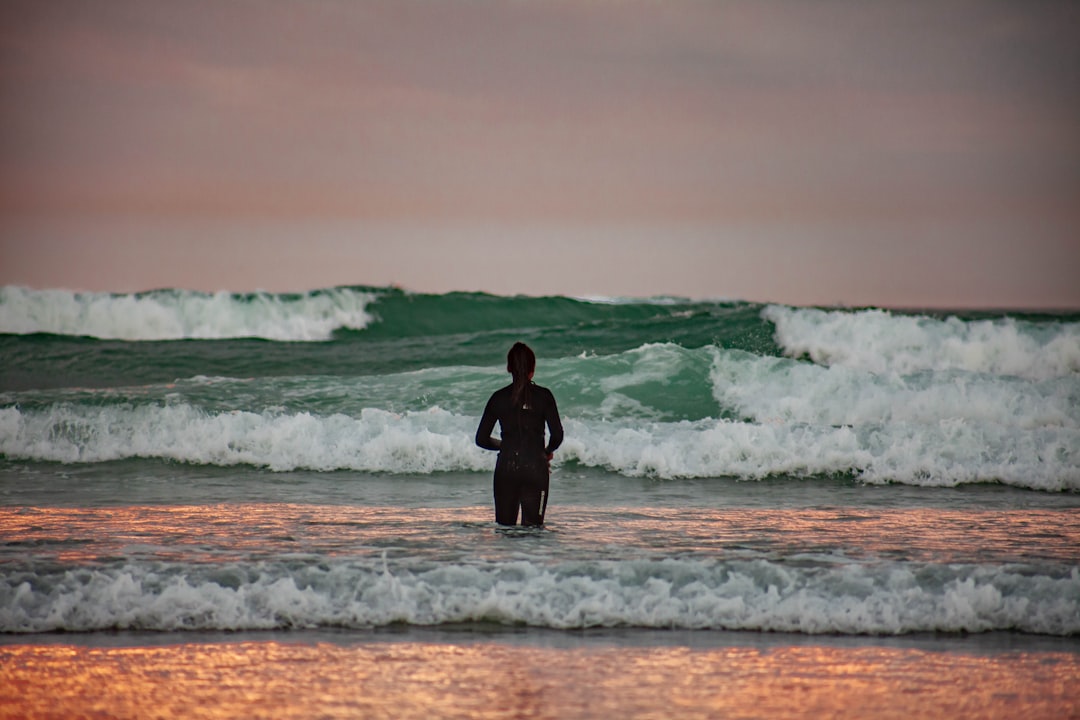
(2, 629, 1077, 720)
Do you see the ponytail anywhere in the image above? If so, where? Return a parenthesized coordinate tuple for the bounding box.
(507, 342, 536, 408)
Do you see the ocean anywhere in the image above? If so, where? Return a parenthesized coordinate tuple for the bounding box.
(1, 285, 1077, 718)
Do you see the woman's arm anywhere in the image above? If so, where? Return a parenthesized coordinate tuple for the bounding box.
(475, 395, 501, 451)
(544, 389, 563, 456)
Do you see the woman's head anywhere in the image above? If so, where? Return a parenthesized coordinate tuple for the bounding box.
(507, 342, 536, 407)
(507, 342, 536, 380)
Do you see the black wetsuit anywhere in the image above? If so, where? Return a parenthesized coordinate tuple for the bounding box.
(475, 382, 563, 526)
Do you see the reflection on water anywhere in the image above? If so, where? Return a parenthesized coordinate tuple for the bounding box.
(0, 638, 1076, 719)
(0, 504, 489, 565)
(1, 503, 1077, 565)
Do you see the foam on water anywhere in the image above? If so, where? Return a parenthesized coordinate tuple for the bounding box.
(709, 348, 1079, 430)
(0, 286, 374, 341)
(562, 416, 1078, 490)
(6, 340, 1073, 428)
(2, 558, 1076, 635)
(2, 398, 1076, 490)
(0, 404, 492, 474)
(765, 305, 1080, 380)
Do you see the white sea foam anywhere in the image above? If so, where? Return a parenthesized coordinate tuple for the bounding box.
(562, 416, 1078, 490)
(0, 404, 491, 473)
(2, 400, 1077, 490)
(2, 558, 1076, 635)
(764, 305, 1080, 380)
(0, 286, 374, 341)
(709, 348, 1080, 430)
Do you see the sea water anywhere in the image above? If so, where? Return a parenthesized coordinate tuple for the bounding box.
(1, 285, 1077, 718)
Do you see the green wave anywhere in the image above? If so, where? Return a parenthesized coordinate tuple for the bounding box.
(3, 284, 1076, 394)
(0, 287, 778, 391)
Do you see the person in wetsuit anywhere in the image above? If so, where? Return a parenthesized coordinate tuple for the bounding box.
(475, 342, 563, 526)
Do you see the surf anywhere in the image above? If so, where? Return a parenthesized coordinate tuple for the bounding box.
(3, 555, 1076, 635)
(0, 286, 376, 341)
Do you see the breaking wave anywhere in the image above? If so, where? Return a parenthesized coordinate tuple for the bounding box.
(2, 557, 1076, 635)
(0, 286, 374, 341)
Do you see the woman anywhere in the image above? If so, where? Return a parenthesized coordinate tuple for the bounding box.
(475, 342, 564, 526)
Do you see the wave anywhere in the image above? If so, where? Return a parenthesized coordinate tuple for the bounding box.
(2, 394, 1076, 490)
(0, 404, 491, 474)
(0, 286, 375, 341)
(6, 341, 1074, 430)
(0, 284, 785, 354)
(565, 416, 1078, 491)
(765, 305, 1080, 381)
(709, 348, 1079, 430)
(4, 286, 1077, 372)
(2, 557, 1075, 635)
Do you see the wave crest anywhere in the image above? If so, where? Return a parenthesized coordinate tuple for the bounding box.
(2, 401, 1076, 490)
(2, 559, 1075, 635)
(0, 286, 374, 341)
(765, 306, 1080, 380)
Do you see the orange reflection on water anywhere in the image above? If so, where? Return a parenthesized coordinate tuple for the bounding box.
(4, 500, 1075, 561)
(0, 504, 491, 564)
(1, 639, 1076, 719)
(581, 506, 1080, 562)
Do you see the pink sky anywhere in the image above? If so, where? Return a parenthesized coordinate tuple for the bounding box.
(1, 0, 1078, 307)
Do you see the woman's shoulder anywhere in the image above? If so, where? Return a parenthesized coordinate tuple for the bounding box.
(489, 383, 515, 399)
(530, 383, 557, 400)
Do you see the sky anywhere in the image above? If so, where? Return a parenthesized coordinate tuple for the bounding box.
(1, 0, 1078, 307)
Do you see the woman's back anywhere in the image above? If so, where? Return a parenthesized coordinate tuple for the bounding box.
(476, 382, 561, 460)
